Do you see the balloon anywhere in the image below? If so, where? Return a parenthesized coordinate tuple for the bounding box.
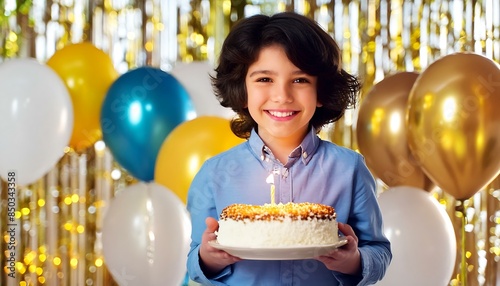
(155, 116, 245, 203)
(101, 66, 196, 181)
(171, 61, 235, 119)
(0, 59, 74, 186)
(102, 182, 190, 286)
(47, 42, 118, 152)
(356, 72, 434, 191)
(407, 53, 500, 200)
(376, 186, 456, 286)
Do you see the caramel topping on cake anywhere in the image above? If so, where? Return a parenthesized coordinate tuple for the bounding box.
(220, 202, 336, 221)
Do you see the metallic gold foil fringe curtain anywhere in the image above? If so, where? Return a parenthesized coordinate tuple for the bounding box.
(1, 1, 499, 285)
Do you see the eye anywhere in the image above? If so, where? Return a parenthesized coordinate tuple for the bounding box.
(293, 78, 310, 83)
(257, 77, 272, 82)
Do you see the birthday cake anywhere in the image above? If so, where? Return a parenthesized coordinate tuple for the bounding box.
(216, 202, 338, 247)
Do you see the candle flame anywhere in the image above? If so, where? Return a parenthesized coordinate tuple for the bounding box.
(266, 173, 274, 184)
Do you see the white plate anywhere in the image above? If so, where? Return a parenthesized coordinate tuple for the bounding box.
(208, 236, 348, 260)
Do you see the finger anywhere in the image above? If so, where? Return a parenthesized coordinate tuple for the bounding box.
(338, 222, 355, 237)
(202, 217, 219, 244)
(315, 254, 343, 270)
(205, 217, 219, 232)
(345, 234, 357, 246)
(221, 251, 242, 262)
(316, 248, 339, 259)
(316, 255, 336, 264)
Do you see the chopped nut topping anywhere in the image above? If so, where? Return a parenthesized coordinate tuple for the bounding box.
(220, 202, 336, 221)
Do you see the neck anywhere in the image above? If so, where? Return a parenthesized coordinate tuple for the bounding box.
(257, 126, 310, 164)
(264, 137, 302, 164)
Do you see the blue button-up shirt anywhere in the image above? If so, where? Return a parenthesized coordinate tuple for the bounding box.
(186, 128, 391, 285)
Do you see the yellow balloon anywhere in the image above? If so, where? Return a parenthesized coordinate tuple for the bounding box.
(154, 116, 245, 203)
(356, 72, 434, 191)
(407, 53, 500, 200)
(47, 42, 118, 152)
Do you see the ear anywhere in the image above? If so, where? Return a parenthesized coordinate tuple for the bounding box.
(316, 101, 323, 107)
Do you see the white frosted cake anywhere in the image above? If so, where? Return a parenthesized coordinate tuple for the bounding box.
(216, 202, 338, 247)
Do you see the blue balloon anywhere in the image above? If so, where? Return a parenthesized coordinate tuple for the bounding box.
(101, 66, 196, 181)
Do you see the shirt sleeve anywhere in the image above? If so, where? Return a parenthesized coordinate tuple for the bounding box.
(333, 154, 392, 285)
(186, 161, 233, 285)
(186, 244, 233, 286)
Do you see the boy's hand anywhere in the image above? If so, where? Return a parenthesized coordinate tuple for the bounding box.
(199, 217, 241, 276)
(315, 222, 361, 275)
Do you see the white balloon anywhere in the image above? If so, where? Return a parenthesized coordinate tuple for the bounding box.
(102, 182, 191, 286)
(375, 186, 456, 286)
(0, 58, 73, 186)
(170, 61, 235, 119)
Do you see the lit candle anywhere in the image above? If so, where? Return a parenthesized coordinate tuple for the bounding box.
(266, 174, 275, 205)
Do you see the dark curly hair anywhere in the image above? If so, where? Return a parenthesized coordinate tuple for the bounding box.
(212, 12, 360, 139)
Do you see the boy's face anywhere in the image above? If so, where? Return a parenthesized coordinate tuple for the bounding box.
(245, 44, 321, 148)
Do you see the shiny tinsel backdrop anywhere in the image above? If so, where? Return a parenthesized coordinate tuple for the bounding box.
(1, 1, 499, 286)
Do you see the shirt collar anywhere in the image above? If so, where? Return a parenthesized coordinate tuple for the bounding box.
(248, 127, 320, 166)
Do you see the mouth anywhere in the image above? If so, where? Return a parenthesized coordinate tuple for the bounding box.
(266, 110, 298, 118)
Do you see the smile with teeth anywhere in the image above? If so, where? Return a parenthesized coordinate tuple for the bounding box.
(268, 110, 297, 118)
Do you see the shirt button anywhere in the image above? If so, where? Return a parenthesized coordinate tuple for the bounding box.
(302, 152, 308, 158)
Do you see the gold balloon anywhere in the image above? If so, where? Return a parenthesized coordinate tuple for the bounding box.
(407, 53, 500, 200)
(47, 42, 118, 152)
(356, 72, 435, 191)
(154, 116, 245, 203)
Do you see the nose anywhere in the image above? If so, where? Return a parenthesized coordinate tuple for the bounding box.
(270, 83, 293, 103)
